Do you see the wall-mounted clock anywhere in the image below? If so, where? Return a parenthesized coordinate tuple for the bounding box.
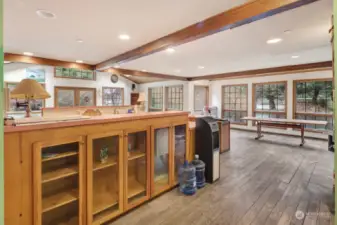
(110, 74, 119, 83)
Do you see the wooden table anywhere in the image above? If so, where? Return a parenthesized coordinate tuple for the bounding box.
(242, 117, 328, 146)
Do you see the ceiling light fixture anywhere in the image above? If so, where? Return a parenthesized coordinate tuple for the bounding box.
(36, 9, 56, 19)
(23, 52, 34, 56)
(114, 65, 120, 68)
(174, 69, 181, 73)
(119, 34, 130, 40)
(198, 66, 205, 69)
(166, 48, 175, 53)
(4, 61, 11, 64)
(125, 75, 132, 77)
(76, 39, 84, 43)
(291, 55, 299, 59)
(267, 38, 282, 44)
(76, 60, 83, 63)
(141, 69, 147, 72)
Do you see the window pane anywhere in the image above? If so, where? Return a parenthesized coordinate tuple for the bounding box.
(222, 85, 247, 124)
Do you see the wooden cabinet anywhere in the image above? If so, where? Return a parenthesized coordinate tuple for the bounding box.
(87, 131, 124, 224)
(218, 121, 230, 153)
(33, 136, 84, 225)
(5, 112, 189, 225)
(124, 127, 151, 210)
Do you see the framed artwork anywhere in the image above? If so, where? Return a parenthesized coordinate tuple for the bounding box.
(26, 68, 45, 82)
(55, 67, 96, 80)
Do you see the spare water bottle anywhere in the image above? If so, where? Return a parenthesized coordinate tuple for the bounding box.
(178, 160, 197, 195)
(191, 155, 206, 189)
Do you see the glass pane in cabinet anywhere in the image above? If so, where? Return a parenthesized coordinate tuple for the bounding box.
(154, 128, 169, 193)
(92, 136, 119, 221)
(41, 142, 80, 225)
(127, 131, 147, 204)
(79, 90, 95, 106)
(174, 125, 186, 182)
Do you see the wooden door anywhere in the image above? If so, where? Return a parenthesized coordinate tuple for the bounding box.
(194, 85, 209, 112)
(172, 123, 188, 185)
(33, 136, 84, 225)
(131, 93, 139, 105)
(87, 131, 124, 225)
(151, 124, 173, 197)
(124, 127, 151, 210)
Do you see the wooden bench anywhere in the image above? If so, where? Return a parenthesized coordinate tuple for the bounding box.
(242, 117, 328, 146)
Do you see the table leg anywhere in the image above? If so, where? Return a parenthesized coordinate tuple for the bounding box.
(255, 122, 264, 140)
(300, 124, 305, 147)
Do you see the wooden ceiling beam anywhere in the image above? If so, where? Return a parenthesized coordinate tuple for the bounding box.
(106, 68, 188, 81)
(4, 53, 95, 70)
(190, 61, 332, 81)
(96, 0, 319, 69)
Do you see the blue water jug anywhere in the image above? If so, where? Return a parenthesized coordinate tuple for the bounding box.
(178, 160, 197, 195)
(191, 155, 206, 189)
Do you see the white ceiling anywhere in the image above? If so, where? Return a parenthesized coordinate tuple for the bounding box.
(121, 0, 333, 77)
(5, 0, 248, 65)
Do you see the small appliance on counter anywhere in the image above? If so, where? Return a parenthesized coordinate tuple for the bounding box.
(195, 116, 220, 183)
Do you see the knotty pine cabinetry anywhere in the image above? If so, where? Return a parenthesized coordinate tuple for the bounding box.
(4, 112, 188, 225)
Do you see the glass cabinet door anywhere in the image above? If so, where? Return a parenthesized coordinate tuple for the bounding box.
(173, 124, 187, 183)
(152, 126, 171, 196)
(33, 137, 84, 225)
(87, 132, 123, 224)
(125, 130, 149, 208)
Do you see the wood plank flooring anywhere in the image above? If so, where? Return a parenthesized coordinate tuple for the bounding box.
(109, 130, 335, 225)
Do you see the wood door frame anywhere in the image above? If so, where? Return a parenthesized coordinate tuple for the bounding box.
(86, 131, 124, 224)
(123, 126, 151, 211)
(194, 85, 209, 112)
(102, 87, 125, 106)
(150, 123, 173, 197)
(33, 136, 85, 225)
(221, 84, 248, 125)
(54, 86, 96, 107)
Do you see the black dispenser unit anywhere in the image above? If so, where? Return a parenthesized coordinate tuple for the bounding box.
(195, 116, 220, 183)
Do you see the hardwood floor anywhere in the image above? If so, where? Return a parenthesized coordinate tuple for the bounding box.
(110, 130, 335, 225)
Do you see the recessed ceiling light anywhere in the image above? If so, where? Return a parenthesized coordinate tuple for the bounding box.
(114, 65, 120, 68)
(119, 34, 130, 40)
(36, 9, 56, 19)
(174, 69, 181, 73)
(125, 75, 132, 77)
(23, 52, 34, 56)
(76, 39, 84, 43)
(141, 69, 147, 72)
(166, 48, 175, 53)
(291, 55, 299, 59)
(76, 60, 83, 63)
(198, 66, 205, 69)
(267, 38, 282, 44)
(4, 61, 11, 64)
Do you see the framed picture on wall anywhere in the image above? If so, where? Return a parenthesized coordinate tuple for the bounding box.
(26, 68, 45, 82)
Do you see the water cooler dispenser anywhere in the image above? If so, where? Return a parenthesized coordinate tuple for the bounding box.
(195, 117, 220, 183)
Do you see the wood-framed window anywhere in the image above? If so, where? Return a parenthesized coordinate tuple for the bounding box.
(55, 86, 96, 107)
(253, 81, 287, 120)
(165, 85, 183, 111)
(148, 87, 163, 112)
(194, 85, 209, 112)
(102, 87, 124, 106)
(222, 84, 248, 124)
(4, 82, 46, 112)
(294, 79, 333, 130)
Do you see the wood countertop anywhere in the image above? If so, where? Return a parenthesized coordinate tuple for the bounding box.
(5, 111, 189, 133)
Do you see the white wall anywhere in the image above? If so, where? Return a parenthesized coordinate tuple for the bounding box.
(4, 63, 136, 107)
